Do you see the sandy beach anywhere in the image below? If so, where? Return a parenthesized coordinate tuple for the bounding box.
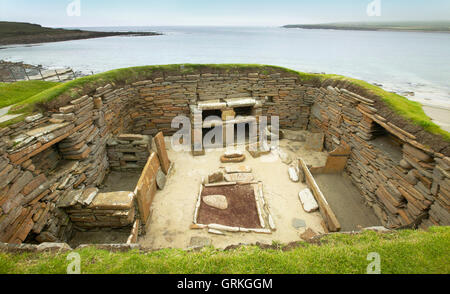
(422, 104, 450, 133)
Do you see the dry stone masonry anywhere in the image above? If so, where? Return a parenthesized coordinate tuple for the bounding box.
(107, 134, 152, 171)
(0, 65, 449, 245)
(309, 86, 450, 228)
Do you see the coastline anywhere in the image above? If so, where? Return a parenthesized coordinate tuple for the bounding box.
(282, 22, 450, 33)
(0, 31, 162, 46)
(0, 21, 161, 46)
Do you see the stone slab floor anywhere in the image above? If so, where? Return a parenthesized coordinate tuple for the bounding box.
(139, 139, 328, 250)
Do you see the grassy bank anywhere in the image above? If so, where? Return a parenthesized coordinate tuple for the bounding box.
(0, 227, 449, 274)
(0, 80, 58, 108)
(1, 64, 449, 141)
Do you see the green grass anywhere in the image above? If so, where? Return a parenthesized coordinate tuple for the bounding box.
(0, 80, 58, 109)
(0, 227, 449, 274)
(1, 64, 448, 141)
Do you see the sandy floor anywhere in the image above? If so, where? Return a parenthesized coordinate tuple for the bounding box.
(100, 171, 142, 192)
(139, 139, 328, 249)
(314, 173, 381, 231)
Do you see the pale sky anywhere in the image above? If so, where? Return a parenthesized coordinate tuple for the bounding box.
(1, 0, 449, 27)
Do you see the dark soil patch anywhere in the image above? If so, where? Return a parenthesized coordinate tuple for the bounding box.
(197, 184, 262, 228)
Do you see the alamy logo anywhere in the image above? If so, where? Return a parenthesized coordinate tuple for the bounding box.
(67, 252, 81, 274)
(366, 252, 381, 274)
(367, 0, 381, 17)
(67, 0, 81, 17)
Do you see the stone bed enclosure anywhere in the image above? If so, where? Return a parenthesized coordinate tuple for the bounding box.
(0, 64, 449, 248)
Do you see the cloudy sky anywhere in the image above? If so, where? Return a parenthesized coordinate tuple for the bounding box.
(1, 0, 449, 27)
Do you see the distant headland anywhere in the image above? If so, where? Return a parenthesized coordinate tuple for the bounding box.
(282, 21, 450, 33)
(0, 21, 161, 46)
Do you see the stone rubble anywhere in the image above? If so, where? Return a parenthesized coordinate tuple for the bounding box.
(288, 163, 300, 182)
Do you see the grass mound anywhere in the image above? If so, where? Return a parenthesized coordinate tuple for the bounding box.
(0, 227, 449, 274)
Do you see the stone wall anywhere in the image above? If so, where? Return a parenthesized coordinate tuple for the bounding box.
(106, 134, 152, 171)
(0, 84, 136, 243)
(309, 86, 450, 228)
(0, 65, 449, 245)
(126, 72, 312, 135)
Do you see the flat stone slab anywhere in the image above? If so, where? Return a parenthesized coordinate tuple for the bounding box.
(288, 166, 299, 182)
(25, 122, 70, 138)
(78, 187, 99, 206)
(224, 173, 254, 183)
(57, 189, 83, 208)
(224, 150, 244, 158)
(246, 142, 270, 155)
(278, 149, 292, 164)
(117, 134, 145, 141)
(220, 155, 245, 163)
(89, 191, 134, 210)
(154, 132, 171, 174)
(292, 218, 306, 229)
(305, 132, 325, 152)
(189, 236, 212, 248)
(283, 129, 308, 142)
(24, 113, 43, 123)
(298, 188, 319, 213)
(37, 242, 72, 252)
(225, 98, 256, 108)
(208, 170, 224, 183)
(224, 165, 252, 174)
(198, 101, 227, 110)
(203, 195, 228, 210)
(208, 229, 225, 235)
